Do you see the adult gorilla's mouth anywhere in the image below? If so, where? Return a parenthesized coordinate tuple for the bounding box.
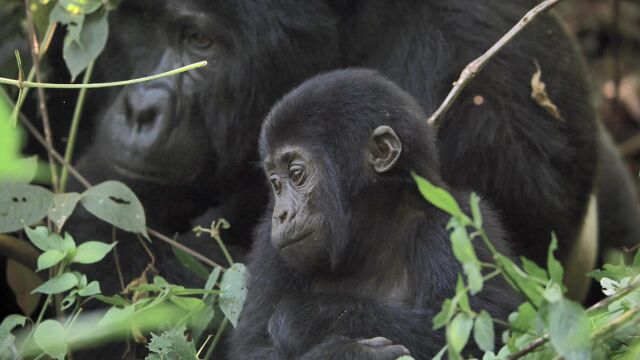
(278, 231, 313, 250)
(110, 161, 199, 185)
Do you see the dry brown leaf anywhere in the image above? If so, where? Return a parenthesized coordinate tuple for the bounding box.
(531, 62, 564, 121)
(6, 259, 42, 316)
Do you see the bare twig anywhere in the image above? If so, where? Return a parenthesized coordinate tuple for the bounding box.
(428, 0, 564, 126)
(506, 335, 550, 360)
(23, 0, 59, 191)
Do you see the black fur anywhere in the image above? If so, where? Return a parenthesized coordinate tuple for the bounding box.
(231, 69, 520, 359)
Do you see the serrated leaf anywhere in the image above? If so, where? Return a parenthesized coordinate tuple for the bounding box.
(72, 241, 116, 264)
(173, 247, 211, 281)
(547, 299, 590, 360)
(63, 10, 108, 80)
(0, 184, 53, 233)
(447, 312, 473, 354)
(474, 310, 494, 352)
(547, 233, 564, 286)
(219, 263, 248, 327)
(81, 181, 147, 237)
(412, 172, 464, 219)
(48, 192, 81, 229)
(37, 250, 66, 271)
(34, 320, 67, 360)
(32, 273, 79, 295)
(25, 226, 64, 252)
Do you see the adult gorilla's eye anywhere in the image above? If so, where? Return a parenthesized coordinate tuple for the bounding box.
(289, 165, 305, 185)
(270, 176, 282, 195)
(187, 31, 213, 49)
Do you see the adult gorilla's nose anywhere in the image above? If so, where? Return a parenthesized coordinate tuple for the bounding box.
(123, 86, 174, 132)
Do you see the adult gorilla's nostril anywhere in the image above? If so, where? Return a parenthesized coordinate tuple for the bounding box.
(276, 210, 288, 224)
(124, 87, 170, 130)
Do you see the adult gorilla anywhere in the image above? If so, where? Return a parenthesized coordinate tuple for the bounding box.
(68, 0, 639, 298)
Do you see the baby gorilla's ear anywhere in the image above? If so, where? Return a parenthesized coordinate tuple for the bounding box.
(367, 125, 402, 173)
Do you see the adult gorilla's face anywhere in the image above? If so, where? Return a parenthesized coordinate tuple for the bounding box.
(91, 0, 342, 189)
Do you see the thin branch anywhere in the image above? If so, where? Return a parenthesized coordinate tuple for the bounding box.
(23, 0, 59, 191)
(505, 335, 549, 360)
(0, 61, 208, 89)
(428, 0, 564, 126)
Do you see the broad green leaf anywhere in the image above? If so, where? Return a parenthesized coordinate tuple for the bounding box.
(59, 0, 103, 15)
(48, 192, 81, 229)
(509, 303, 537, 334)
(473, 310, 494, 352)
(25, 226, 64, 252)
(80, 181, 147, 237)
(78, 281, 101, 297)
(547, 233, 564, 286)
(95, 294, 130, 307)
(32, 273, 79, 295)
(173, 247, 211, 281)
(450, 226, 477, 265)
(547, 298, 590, 360)
(412, 172, 464, 219)
(34, 320, 67, 360)
(169, 296, 204, 312)
(0, 184, 53, 233)
(63, 9, 108, 80)
(447, 312, 473, 354)
(0, 156, 38, 183)
(496, 255, 544, 307)
(0, 314, 27, 354)
(72, 241, 116, 264)
(37, 250, 66, 271)
(219, 263, 248, 327)
(433, 298, 452, 330)
(98, 305, 135, 326)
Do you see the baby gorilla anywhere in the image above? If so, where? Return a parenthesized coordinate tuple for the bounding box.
(231, 69, 520, 359)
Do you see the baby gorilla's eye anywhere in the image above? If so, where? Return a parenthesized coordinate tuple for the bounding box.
(270, 176, 282, 195)
(289, 165, 305, 185)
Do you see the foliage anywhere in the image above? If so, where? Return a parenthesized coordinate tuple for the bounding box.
(0, 1, 245, 358)
(414, 173, 640, 360)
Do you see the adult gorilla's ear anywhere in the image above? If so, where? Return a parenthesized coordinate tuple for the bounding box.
(367, 125, 402, 173)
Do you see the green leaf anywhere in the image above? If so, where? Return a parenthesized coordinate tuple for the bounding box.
(543, 282, 563, 303)
(547, 233, 564, 286)
(450, 226, 477, 265)
(396, 357, 415, 360)
(98, 305, 135, 326)
(146, 326, 197, 360)
(508, 302, 537, 334)
(433, 298, 452, 330)
(78, 281, 101, 297)
(204, 267, 222, 299)
(432, 346, 447, 360)
(173, 247, 211, 281)
(25, 226, 64, 252)
(464, 263, 484, 295)
(34, 320, 67, 360)
(63, 9, 108, 80)
(219, 263, 248, 327)
(469, 193, 482, 228)
(95, 294, 130, 307)
(547, 299, 590, 360)
(72, 241, 116, 264)
(447, 312, 473, 354)
(456, 276, 470, 312)
(412, 172, 464, 219)
(63, 232, 77, 252)
(59, 0, 103, 15)
(169, 296, 204, 312)
(37, 250, 66, 271)
(0, 314, 27, 355)
(0, 184, 53, 233)
(48, 192, 81, 229)
(81, 180, 147, 237)
(32, 273, 79, 295)
(0, 156, 39, 183)
(521, 257, 548, 282)
(496, 254, 544, 307)
(473, 310, 494, 352)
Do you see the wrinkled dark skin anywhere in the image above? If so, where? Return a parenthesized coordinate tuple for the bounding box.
(231, 69, 521, 359)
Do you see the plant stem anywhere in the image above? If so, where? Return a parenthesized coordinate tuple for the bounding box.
(0, 61, 207, 89)
(59, 61, 95, 192)
(205, 318, 229, 360)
